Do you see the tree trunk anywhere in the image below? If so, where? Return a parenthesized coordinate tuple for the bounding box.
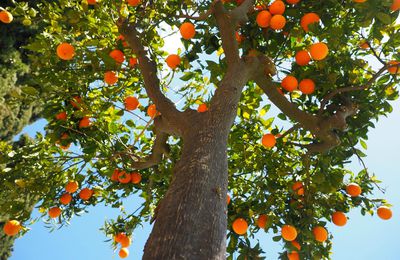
(0, 223, 15, 260)
(143, 123, 229, 260)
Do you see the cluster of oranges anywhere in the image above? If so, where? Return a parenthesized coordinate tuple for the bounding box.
(256, 1, 287, 31)
(111, 169, 142, 184)
(114, 232, 132, 258)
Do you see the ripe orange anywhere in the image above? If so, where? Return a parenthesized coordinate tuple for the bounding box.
(127, 0, 141, 7)
(131, 172, 142, 184)
(147, 104, 158, 118)
(300, 13, 320, 32)
(48, 207, 62, 218)
(79, 116, 91, 128)
(286, 0, 300, 4)
(313, 226, 328, 242)
(299, 79, 315, 94)
(118, 171, 132, 184)
(262, 133, 276, 148)
(287, 251, 300, 260)
(257, 214, 268, 229)
(292, 181, 304, 196)
(124, 96, 139, 110)
(180, 22, 196, 40)
(104, 71, 118, 85)
(115, 232, 127, 243)
(87, 0, 97, 5)
(119, 248, 129, 258)
(269, 1, 285, 15)
(55, 111, 67, 120)
(391, 0, 400, 11)
(3, 220, 21, 236)
(111, 169, 120, 182)
(79, 188, 93, 200)
(291, 240, 301, 250)
(281, 75, 298, 92)
(56, 43, 75, 60)
(65, 181, 79, 193)
(359, 41, 370, 49)
(310, 42, 329, 61)
(166, 54, 181, 69)
(197, 103, 208, 113)
(388, 61, 400, 74)
(256, 11, 272, 28)
(232, 218, 248, 235)
(377, 206, 392, 220)
(346, 183, 362, 197)
(120, 235, 131, 247)
(60, 193, 72, 205)
(235, 31, 245, 43)
(129, 57, 138, 67)
(109, 49, 125, 64)
(332, 211, 347, 226)
(281, 225, 297, 241)
(353, 0, 367, 3)
(227, 194, 231, 205)
(270, 15, 286, 30)
(0, 10, 13, 23)
(295, 50, 311, 66)
(70, 96, 82, 109)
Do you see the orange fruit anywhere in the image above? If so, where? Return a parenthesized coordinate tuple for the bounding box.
(118, 171, 132, 184)
(262, 133, 276, 148)
(353, 0, 367, 3)
(332, 211, 347, 226)
(388, 61, 400, 74)
(300, 13, 320, 32)
(60, 193, 72, 205)
(197, 103, 208, 113)
(227, 194, 231, 205)
(291, 240, 301, 250)
(166, 54, 181, 69)
(119, 248, 129, 258)
(359, 41, 370, 49)
(111, 169, 120, 182)
(377, 206, 392, 220)
(3, 220, 21, 236)
(281, 75, 298, 92)
(115, 232, 127, 243)
(87, 0, 97, 5)
(79, 188, 93, 200)
(299, 79, 315, 94)
(269, 1, 285, 15)
(147, 104, 158, 118)
(60, 133, 69, 140)
(124, 96, 139, 110)
(127, 0, 141, 6)
(104, 71, 118, 85)
(79, 116, 91, 128)
(131, 172, 142, 184)
(56, 43, 75, 60)
(129, 57, 138, 67)
(109, 49, 125, 64)
(257, 214, 268, 229)
(235, 31, 245, 43)
(286, 0, 300, 4)
(180, 22, 196, 40)
(313, 226, 328, 242)
(270, 15, 286, 30)
(295, 50, 311, 66)
(256, 11, 272, 28)
(346, 183, 362, 197)
(281, 225, 297, 241)
(310, 42, 329, 61)
(120, 235, 131, 247)
(391, 0, 400, 11)
(55, 111, 67, 120)
(292, 181, 304, 196)
(232, 218, 248, 235)
(48, 207, 62, 218)
(287, 251, 300, 260)
(65, 181, 79, 193)
(0, 10, 13, 23)
(70, 96, 82, 109)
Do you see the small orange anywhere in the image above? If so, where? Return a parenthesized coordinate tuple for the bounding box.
(180, 22, 196, 40)
(232, 218, 248, 235)
(270, 15, 286, 30)
(104, 71, 118, 85)
(124, 96, 139, 110)
(119, 248, 129, 258)
(197, 103, 208, 113)
(388, 61, 400, 74)
(299, 79, 315, 94)
(377, 206, 392, 220)
(127, 0, 141, 6)
(147, 104, 158, 118)
(3, 220, 21, 236)
(353, 0, 367, 3)
(281, 225, 297, 241)
(286, 0, 300, 4)
(332, 211, 347, 226)
(87, 0, 97, 5)
(166, 54, 181, 69)
(56, 43, 75, 60)
(257, 214, 268, 229)
(60, 193, 72, 205)
(256, 11, 272, 28)
(55, 111, 67, 120)
(118, 171, 132, 184)
(109, 49, 125, 64)
(131, 172, 142, 184)
(0, 10, 13, 23)
(65, 181, 79, 193)
(129, 57, 138, 67)
(313, 226, 328, 242)
(79, 188, 93, 200)
(291, 240, 301, 250)
(48, 207, 62, 218)
(281, 75, 298, 92)
(346, 183, 362, 197)
(120, 235, 131, 247)
(287, 251, 300, 260)
(79, 116, 91, 128)
(359, 41, 370, 49)
(295, 50, 311, 66)
(310, 42, 329, 61)
(111, 169, 120, 182)
(391, 0, 400, 11)
(262, 133, 276, 148)
(226, 194, 231, 205)
(235, 32, 245, 43)
(292, 181, 304, 196)
(60, 133, 69, 140)
(300, 13, 320, 32)
(115, 232, 127, 243)
(70, 96, 82, 109)
(269, 1, 285, 15)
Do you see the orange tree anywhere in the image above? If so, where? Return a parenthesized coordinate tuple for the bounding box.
(1, 0, 400, 259)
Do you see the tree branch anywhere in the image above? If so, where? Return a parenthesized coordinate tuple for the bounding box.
(177, 0, 218, 21)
